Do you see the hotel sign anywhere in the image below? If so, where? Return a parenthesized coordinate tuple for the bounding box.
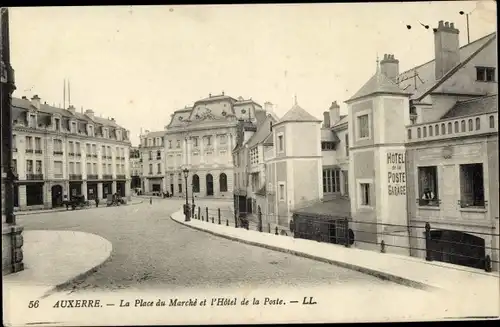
(387, 152, 406, 196)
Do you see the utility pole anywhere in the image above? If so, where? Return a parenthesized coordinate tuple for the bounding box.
(460, 10, 474, 44)
(1, 7, 24, 274)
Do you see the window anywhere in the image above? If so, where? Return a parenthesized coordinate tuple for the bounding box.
(86, 143, 91, 155)
(156, 150, 161, 160)
(357, 114, 369, 139)
(69, 162, 75, 174)
(417, 127, 421, 138)
(360, 183, 370, 206)
(157, 163, 161, 174)
(102, 163, 106, 174)
(75, 162, 81, 174)
(71, 122, 77, 133)
(219, 134, 227, 145)
(149, 164, 153, 174)
(460, 163, 485, 208)
(178, 182, 182, 193)
(192, 137, 198, 147)
(441, 123, 445, 135)
(342, 171, 349, 197)
(54, 161, 63, 175)
(102, 146, 106, 157)
(87, 163, 91, 173)
(447, 122, 452, 134)
(418, 166, 439, 206)
(12, 159, 17, 174)
(278, 182, 286, 201)
(321, 141, 335, 151)
(29, 114, 36, 128)
(345, 134, 349, 156)
(88, 125, 93, 136)
(168, 140, 172, 149)
(176, 140, 180, 148)
(149, 151, 153, 160)
(25, 136, 33, 150)
(220, 173, 228, 192)
(454, 121, 459, 133)
(54, 118, 60, 131)
(323, 168, 341, 193)
(407, 129, 412, 140)
(278, 134, 284, 152)
(435, 124, 439, 136)
(12, 134, 17, 150)
(468, 119, 473, 131)
(475, 117, 481, 130)
(429, 126, 433, 137)
(93, 163, 97, 174)
(489, 115, 495, 128)
(26, 160, 33, 173)
(205, 136, 212, 146)
(107, 164, 111, 174)
(92, 144, 96, 155)
(75, 142, 81, 155)
(476, 67, 495, 82)
(461, 120, 466, 132)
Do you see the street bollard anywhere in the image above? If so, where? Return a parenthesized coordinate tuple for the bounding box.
(212, 217, 214, 223)
(275, 226, 279, 235)
(206, 207, 209, 223)
(380, 240, 386, 253)
(425, 222, 432, 261)
(218, 208, 221, 225)
(344, 218, 351, 248)
(198, 207, 201, 220)
(226, 219, 229, 226)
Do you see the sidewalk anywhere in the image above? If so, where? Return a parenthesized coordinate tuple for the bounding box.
(171, 208, 499, 307)
(3, 230, 112, 300)
(15, 197, 143, 216)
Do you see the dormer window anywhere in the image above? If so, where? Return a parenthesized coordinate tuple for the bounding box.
(116, 130, 121, 140)
(103, 128, 108, 138)
(87, 124, 94, 136)
(54, 118, 61, 131)
(28, 113, 37, 128)
(71, 121, 77, 133)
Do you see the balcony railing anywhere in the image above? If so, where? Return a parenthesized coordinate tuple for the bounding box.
(69, 174, 83, 180)
(87, 174, 98, 180)
(35, 149, 42, 154)
(26, 149, 33, 153)
(116, 174, 126, 180)
(53, 151, 63, 155)
(102, 174, 113, 180)
(26, 173, 43, 180)
(406, 112, 498, 143)
(54, 173, 63, 179)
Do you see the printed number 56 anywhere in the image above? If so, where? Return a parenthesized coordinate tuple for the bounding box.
(28, 300, 39, 308)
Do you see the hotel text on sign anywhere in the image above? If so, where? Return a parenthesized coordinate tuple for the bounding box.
(387, 152, 406, 196)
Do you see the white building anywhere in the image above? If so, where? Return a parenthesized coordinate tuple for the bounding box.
(11, 95, 132, 210)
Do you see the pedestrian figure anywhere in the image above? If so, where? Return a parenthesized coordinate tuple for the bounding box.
(150, 197, 152, 205)
(95, 197, 99, 208)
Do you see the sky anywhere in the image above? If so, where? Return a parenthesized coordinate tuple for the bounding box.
(9, 2, 497, 146)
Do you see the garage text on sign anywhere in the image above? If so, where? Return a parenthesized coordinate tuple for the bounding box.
(387, 152, 406, 196)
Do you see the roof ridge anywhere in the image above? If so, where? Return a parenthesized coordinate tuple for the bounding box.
(398, 31, 496, 77)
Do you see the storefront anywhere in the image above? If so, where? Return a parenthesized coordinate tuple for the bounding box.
(87, 182, 98, 200)
(69, 182, 82, 200)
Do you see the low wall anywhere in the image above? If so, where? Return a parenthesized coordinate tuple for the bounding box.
(2, 222, 24, 276)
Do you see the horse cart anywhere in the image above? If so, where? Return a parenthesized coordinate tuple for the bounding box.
(64, 194, 90, 210)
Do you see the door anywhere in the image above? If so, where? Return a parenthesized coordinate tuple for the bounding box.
(206, 174, 214, 196)
(51, 185, 63, 207)
(170, 184, 174, 196)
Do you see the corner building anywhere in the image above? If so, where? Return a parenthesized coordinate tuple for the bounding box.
(11, 95, 132, 210)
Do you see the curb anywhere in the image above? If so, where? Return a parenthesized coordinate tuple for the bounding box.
(40, 236, 113, 299)
(170, 210, 439, 292)
(16, 200, 144, 217)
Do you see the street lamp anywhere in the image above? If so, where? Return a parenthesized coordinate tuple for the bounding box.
(182, 167, 190, 221)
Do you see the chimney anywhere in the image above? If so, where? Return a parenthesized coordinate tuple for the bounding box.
(380, 54, 399, 80)
(323, 111, 331, 128)
(209, 93, 212, 98)
(222, 91, 225, 96)
(30, 95, 41, 110)
(434, 20, 460, 80)
(85, 109, 94, 119)
(68, 104, 76, 114)
(329, 101, 340, 126)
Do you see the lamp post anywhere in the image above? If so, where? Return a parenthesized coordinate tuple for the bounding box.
(182, 167, 190, 221)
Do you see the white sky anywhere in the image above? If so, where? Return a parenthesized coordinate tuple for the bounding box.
(9, 2, 497, 145)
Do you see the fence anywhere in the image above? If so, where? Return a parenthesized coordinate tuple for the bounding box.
(184, 205, 500, 273)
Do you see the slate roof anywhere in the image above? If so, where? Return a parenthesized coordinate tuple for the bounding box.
(346, 70, 410, 103)
(332, 115, 348, 128)
(143, 130, 165, 138)
(246, 115, 275, 148)
(441, 94, 498, 119)
(397, 32, 496, 100)
(263, 132, 273, 145)
(276, 104, 322, 125)
(293, 197, 351, 218)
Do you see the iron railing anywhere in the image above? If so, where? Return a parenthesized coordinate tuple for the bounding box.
(69, 174, 82, 180)
(193, 205, 500, 273)
(26, 173, 43, 180)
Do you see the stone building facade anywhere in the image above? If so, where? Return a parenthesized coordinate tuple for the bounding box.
(11, 95, 132, 210)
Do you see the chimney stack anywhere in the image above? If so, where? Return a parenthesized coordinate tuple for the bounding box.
(323, 111, 331, 128)
(30, 95, 41, 110)
(68, 104, 76, 114)
(434, 20, 460, 80)
(380, 54, 399, 80)
(85, 109, 94, 119)
(328, 101, 340, 126)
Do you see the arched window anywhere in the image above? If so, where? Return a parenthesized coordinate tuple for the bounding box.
(448, 122, 452, 134)
(423, 126, 427, 137)
(475, 117, 481, 130)
(468, 119, 473, 131)
(461, 120, 466, 132)
(417, 127, 421, 138)
(435, 124, 439, 136)
(429, 125, 433, 137)
(407, 129, 412, 140)
(192, 174, 200, 193)
(454, 121, 459, 133)
(490, 115, 495, 128)
(219, 173, 228, 192)
(441, 123, 446, 135)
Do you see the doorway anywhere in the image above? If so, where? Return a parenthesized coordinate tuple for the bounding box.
(206, 174, 214, 196)
(51, 185, 63, 207)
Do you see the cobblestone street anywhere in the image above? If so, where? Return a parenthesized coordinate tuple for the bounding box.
(19, 198, 416, 293)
